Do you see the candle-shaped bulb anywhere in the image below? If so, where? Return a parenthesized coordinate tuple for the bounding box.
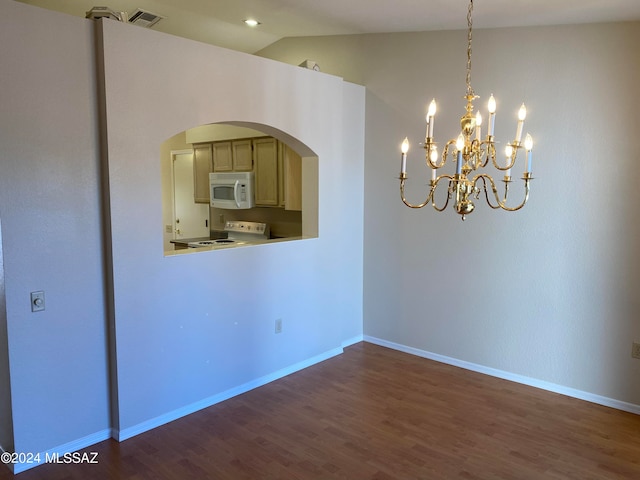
(505, 144, 513, 158)
(515, 103, 526, 143)
(488, 94, 496, 114)
(430, 147, 438, 181)
(428, 99, 437, 117)
(401, 137, 409, 154)
(476, 111, 483, 126)
(518, 103, 527, 121)
(504, 144, 513, 177)
(524, 133, 533, 173)
(487, 95, 496, 137)
(430, 146, 438, 163)
(524, 133, 533, 151)
(455, 134, 464, 175)
(426, 99, 437, 138)
(400, 137, 409, 175)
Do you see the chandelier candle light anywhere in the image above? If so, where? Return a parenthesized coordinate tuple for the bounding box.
(398, 0, 534, 220)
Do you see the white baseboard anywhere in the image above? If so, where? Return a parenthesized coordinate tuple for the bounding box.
(10, 429, 111, 474)
(364, 336, 640, 416)
(115, 345, 345, 441)
(342, 334, 364, 348)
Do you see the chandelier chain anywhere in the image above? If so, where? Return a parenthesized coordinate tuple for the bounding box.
(466, 0, 474, 97)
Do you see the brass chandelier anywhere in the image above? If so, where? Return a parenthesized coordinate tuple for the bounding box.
(398, 0, 534, 220)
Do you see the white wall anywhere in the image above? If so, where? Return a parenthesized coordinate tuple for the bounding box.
(97, 19, 365, 437)
(0, 0, 111, 469)
(259, 22, 640, 409)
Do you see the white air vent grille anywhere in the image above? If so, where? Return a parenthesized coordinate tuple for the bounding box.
(129, 8, 164, 28)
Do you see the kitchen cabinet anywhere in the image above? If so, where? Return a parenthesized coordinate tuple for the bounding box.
(212, 139, 252, 171)
(212, 141, 232, 171)
(193, 143, 212, 203)
(193, 137, 301, 209)
(254, 137, 279, 206)
(232, 139, 253, 171)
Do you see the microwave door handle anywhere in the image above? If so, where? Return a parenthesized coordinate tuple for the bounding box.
(234, 180, 241, 208)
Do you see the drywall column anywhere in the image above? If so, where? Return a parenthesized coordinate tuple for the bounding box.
(0, 218, 14, 455)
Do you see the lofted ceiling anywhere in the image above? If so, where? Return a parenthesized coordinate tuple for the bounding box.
(16, 0, 640, 53)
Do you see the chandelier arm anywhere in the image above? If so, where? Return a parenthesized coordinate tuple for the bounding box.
(474, 174, 532, 211)
(431, 175, 455, 211)
(477, 140, 494, 168)
(424, 139, 442, 169)
(399, 178, 435, 209)
(475, 175, 502, 210)
(490, 142, 520, 171)
(441, 139, 457, 168)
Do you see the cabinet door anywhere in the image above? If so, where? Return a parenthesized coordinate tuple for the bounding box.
(283, 144, 303, 211)
(232, 139, 253, 171)
(254, 138, 279, 206)
(193, 143, 212, 203)
(212, 141, 232, 171)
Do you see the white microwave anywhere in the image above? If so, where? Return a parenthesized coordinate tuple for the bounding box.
(209, 172, 255, 209)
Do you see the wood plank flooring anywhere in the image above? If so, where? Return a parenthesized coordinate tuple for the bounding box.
(2, 342, 639, 479)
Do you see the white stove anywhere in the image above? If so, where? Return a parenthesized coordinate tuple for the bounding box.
(188, 221, 270, 249)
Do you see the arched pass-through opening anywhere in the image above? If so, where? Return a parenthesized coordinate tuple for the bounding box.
(161, 121, 318, 254)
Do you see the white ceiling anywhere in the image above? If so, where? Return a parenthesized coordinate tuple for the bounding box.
(16, 0, 640, 53)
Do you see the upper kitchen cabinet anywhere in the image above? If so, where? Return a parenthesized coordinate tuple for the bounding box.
(193, 143, 212, 203)
(232, 139, 253, 171)
(212, 141, 233, 171)
(188, 125, 302, 209)
(211, 139, 253, 172)
(254, 138, 302, 209)
(254, 138, 279, 206)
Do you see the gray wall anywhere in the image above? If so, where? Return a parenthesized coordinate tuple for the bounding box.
(0, 0, 110, 464)
(259, 22, 640, 408)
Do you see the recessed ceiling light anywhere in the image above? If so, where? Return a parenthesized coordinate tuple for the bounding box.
(244, 19, 261, 27)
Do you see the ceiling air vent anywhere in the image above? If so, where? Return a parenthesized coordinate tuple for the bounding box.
(129, 8, 164, 28)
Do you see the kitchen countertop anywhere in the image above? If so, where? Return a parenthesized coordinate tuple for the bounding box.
(170, 230, 228, 247)
(170, 236, 210, 247)
(165, 235, 309, 256)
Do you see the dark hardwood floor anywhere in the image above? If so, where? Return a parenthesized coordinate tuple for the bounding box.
(3, 342, 640, 479)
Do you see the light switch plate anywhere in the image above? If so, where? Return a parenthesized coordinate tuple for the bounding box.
(31, 291, 45, 312)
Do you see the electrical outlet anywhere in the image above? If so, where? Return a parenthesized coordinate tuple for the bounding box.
(275, 319, 282, 334)
(632, 342, 640, 359)
(165, 224, 172, 233)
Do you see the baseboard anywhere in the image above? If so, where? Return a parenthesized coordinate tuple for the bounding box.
(115, 345, 345, 441)
(10, 429, 111, 474)
(364, 336, 640, 416)
(342, 334, 364, 348)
